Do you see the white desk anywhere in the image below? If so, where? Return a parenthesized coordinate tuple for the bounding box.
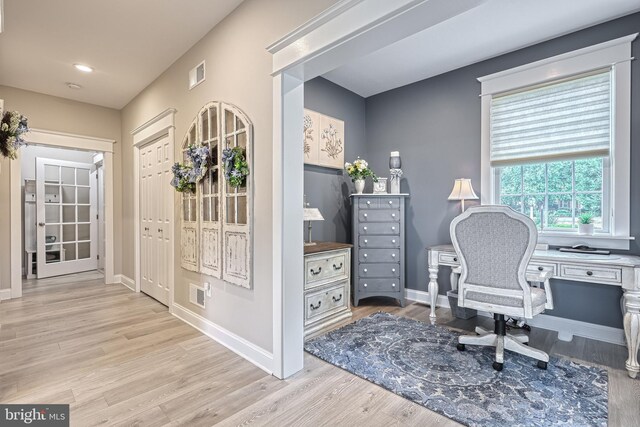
(427, 244, 640, 378)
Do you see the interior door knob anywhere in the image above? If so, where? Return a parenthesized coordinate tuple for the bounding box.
(38, 222, 45, 227)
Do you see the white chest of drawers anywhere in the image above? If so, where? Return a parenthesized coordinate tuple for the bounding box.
(304, 242, 353, 338)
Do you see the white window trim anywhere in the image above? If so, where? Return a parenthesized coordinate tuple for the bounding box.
(479, 33, 637, 250)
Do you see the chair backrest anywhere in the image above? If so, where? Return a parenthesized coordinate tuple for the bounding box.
(450, 205, 537, 292)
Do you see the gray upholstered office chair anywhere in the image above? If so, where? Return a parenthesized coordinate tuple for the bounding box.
(450, 205, 553, 371)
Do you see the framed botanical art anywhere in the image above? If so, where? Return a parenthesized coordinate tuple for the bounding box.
(303, 108, 344, 169)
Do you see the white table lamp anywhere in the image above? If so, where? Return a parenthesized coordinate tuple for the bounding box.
(448, 178, 478, 212)
(303, 207, 324, 246)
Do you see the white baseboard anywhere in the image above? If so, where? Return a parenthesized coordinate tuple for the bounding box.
(172, 302, 274, 375)
(405, 288, 626, 346)
(0, 289, 12, 301)
(114, 274, 135, 291)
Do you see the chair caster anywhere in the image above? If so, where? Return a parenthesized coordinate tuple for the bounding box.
(492, 362, 503, 371)
(456, 343, 466, 351)
(537, 361, 548, 370)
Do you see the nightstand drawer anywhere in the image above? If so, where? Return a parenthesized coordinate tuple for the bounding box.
(438, 252, 459, 265)
(359, 223, 399, 235)
(359, 249, 399, 263)
(359, 235, 400, 248)
(527, 262, 557, 276)
(359, 198, 378, 209)
(359, 209, 400, 223)
(305, 282, 348, 323)
(378, 197, 401, 209)
(560, 264, 622, 284)
(359, 263, 400, 278)
(359, 279, 401, 293)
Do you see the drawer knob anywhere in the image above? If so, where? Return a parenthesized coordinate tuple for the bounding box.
(364, 226, 368, 231)
(364, 213, 368, 218)
(364, 283, 368, 287)
(391, 253, 396, 258)
(388, 200, 393, 205)
(332, 294, 343, 303)
(333, 262, 343, 270)
(392, 239, 396, 244)
(310, 301, 322, 310)
(392, 283, 396, 287)
(392, 268, 396, 273)
(364, 239, 368, 244)
(364, 254, 368, 258)
(363, 268, 368, 273)
(367, 201, 371, 205)
(538, 266, 543, 271)
(586, 270, 593, 276)
(310, 267, 322, 276)
(453, 257, 458, 262)
(392, 213, 396, 218)
(392, 226, 396, 231)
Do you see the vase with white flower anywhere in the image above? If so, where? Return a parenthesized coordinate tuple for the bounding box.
(345, 158, 377, 194)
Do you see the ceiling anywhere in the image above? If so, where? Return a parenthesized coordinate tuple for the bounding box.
(323, 0, 640, 98)
(0, 0, 244, 109)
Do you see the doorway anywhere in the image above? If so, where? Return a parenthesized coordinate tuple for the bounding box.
(22, 146, 103, 282)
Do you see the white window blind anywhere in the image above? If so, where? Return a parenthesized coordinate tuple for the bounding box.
(490, 70, 611, 166)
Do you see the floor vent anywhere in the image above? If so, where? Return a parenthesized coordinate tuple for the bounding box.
(189, 61, 205, 89)
(189, 283, 206, 308)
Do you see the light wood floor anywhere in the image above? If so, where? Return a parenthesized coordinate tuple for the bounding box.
(1, 275, 638, 426)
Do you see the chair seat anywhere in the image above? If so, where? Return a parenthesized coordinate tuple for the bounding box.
(466, 287, 547, 310)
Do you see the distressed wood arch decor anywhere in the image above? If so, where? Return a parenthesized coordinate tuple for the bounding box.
(179, 102, 253, 289)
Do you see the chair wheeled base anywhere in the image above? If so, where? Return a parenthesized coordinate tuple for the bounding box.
(456, 314, 549, 371)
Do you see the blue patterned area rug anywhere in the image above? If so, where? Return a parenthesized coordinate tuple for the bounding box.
(305, 312, 608, 427)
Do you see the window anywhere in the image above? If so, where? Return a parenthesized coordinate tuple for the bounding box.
(479, 34, 635, 249)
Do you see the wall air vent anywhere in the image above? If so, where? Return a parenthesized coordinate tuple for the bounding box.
(189, 283, 206, 308)
(189, 61, 205, 90)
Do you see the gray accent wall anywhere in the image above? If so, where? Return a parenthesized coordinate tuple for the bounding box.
(304, 77, 367, 244)
(363, 12, 640, 329)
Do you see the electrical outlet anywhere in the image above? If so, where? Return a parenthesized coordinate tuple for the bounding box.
(204, 282, 212, 297)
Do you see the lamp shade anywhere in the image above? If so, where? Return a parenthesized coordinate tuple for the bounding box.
(303, 208, 324, 221)
(448, 178, 478, 201)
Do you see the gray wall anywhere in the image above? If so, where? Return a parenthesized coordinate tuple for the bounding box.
(364, 12, 640, 329)
(304, 77, 367, 244)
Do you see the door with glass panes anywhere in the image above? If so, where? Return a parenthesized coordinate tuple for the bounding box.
(36, 158, 98, 278)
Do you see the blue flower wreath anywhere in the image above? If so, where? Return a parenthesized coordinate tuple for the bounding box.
(222, 146, 249, 188)
(170, 145, 211, 193)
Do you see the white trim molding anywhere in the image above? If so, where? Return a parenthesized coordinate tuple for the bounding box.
(115, 274, 136, 291)
(405, 289, 626, 346)
(172, 303, 274, 374)
(27, 128, 115, 153)
(0, 289, 12, 301)
(479, 34, 637, 250)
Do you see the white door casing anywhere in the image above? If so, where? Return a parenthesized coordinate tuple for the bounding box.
(139, 135, 172, 305)
(36, 158, 98, 278)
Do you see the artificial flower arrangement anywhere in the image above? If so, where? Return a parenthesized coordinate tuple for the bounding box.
(170, 145, 211, 193)
(0, 110, 29, 159)
(344, 157, 377, 182)
(222, 146, 250, 188)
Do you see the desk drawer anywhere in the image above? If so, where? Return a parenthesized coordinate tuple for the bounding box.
(438, 252, 459, 265)
(359, 263, 400, 278)
(305, 282, 348, 323)
(528, 262, 557, 276)
(560, 264, 622, 284)
(359, 223, 399, 235)
(359, 249, 399, 263)
(359, 235, 400, 249)
(305, 250, 349, 286)
(359, 210, 400, 223)
(359, 278, 401, 293)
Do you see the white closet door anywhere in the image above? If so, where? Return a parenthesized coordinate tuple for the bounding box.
(140, 135, 171, 305)
(36, 158, 98, 278)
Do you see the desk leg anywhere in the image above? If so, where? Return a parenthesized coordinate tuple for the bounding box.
(623, 291, 640, 378)
(427, 250, 440, 325)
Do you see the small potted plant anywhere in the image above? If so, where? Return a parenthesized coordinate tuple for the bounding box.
(578, 213, 594, 235)
(345, 158, 377, 194)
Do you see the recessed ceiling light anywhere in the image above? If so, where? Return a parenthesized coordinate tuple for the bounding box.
(73, 64, 93, 73)
(66, 82, 82, 89)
